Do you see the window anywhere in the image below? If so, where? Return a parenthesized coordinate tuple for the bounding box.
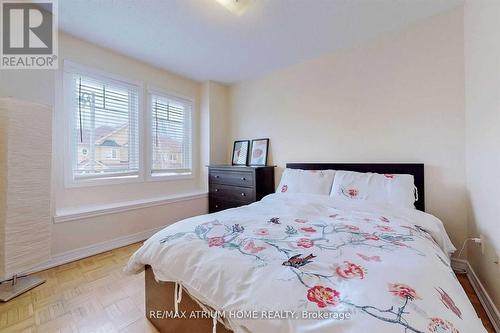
(64, 64, 140, 184)
(150, 92, 192, 177)
(103, 148, 119, 160)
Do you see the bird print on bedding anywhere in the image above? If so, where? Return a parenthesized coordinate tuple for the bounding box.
(126, 193, 486, 333)
(282, 254, 316, 268)
(157, 216, 451, 332)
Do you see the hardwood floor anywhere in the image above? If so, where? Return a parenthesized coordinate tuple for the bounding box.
(0, 243, 158, 333)
(0, 243, 495, 333)
(456, 273, 496, 333)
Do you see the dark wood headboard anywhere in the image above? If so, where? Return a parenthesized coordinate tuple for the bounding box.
(286, 163, 425, 212)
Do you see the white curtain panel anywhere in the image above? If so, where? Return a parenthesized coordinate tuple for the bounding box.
(0, 98, 52, 279)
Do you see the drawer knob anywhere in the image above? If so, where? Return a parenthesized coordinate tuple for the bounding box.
(241, 177, 246, 180)
(241, 193, 246, 196)
(215, 189, 220, 192)
(215, 175, 220, 179)
(215, 204, 219, 208)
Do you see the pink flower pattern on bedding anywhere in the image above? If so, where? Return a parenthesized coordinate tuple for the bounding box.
(428, 317, 459, 333)
(335, 261, 366, 279)
(388, 283, 421, 300)
(158, 216, 437, 332)
(297, 238, 314, 248)
(207, 236, 224, 247)
(300, 226, 317, 233)
(341, 187, 360, 198)
(307, 285, 341, 308)
(126, 194, 486, 333)
(244, 241, 266, 254)
(255, 228, 269, 236)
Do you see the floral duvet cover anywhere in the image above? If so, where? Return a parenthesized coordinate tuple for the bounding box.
(125, 193, 487, 333)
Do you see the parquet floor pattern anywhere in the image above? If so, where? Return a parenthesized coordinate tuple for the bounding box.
(0, 243, 158, 333)
(0, 243, 495, 333)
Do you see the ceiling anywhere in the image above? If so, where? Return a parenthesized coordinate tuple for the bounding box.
(59, 0, 463, 84)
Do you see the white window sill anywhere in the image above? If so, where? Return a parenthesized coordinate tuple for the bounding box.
(147, 172, 194, 182)
(53, 191, 208, 223)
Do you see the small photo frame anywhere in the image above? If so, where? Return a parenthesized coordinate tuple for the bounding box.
(249, 138, 269, 166)
(232, 140, 250, 165)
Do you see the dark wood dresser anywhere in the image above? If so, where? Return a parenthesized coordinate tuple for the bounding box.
(208, 165, 275, 213)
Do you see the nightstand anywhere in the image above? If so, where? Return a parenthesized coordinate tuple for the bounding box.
(208, 165, 275, 213)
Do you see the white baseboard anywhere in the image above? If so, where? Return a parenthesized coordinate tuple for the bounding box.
(27, 226, 164, 274)
(451, 258, 500, 332)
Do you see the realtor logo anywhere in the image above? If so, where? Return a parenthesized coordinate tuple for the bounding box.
(1, 0, 58, 69)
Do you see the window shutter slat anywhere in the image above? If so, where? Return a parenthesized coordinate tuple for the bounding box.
(150, 93, 192, 176)
(69, 72, 140, 180)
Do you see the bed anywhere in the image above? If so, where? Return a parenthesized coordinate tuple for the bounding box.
(125, 163, 487, 333)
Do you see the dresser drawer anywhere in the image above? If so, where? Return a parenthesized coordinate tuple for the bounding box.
(209, 198, 241, 213)
(209, 184, 254, 203)
(209, 170, 254, 187)
(208, 165, 274, 214)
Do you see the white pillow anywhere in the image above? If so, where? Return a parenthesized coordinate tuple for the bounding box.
(277, 168, 335, 195)
(330, 170, 416, 208)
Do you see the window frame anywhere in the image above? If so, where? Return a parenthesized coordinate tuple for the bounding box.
(145, 87, 195, 182)
(63, 61, 145, 188)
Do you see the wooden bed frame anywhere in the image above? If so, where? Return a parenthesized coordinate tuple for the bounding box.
(144, 163, 425, 332)
(144, 265, 232, 333)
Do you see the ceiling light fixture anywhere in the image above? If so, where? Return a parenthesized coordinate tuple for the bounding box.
(215, 0, 254, 16)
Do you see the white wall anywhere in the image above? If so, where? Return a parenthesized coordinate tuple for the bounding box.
(208, 82, 230, 165)
(0, 32, 208, 258)
(200, 81, 230, 191)
(200, 82, 211, 191)
(464, 0, 500, 307)
(0, 70, 55, 107)
(230, 8, 467, 248)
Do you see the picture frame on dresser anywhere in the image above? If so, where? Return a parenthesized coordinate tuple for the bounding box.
(232, 140, 250, 165)
(249, 138, 269, 166)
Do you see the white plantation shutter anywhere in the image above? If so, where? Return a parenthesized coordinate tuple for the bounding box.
(66, 67, 140, 181)
(150, 93, 192, 176)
